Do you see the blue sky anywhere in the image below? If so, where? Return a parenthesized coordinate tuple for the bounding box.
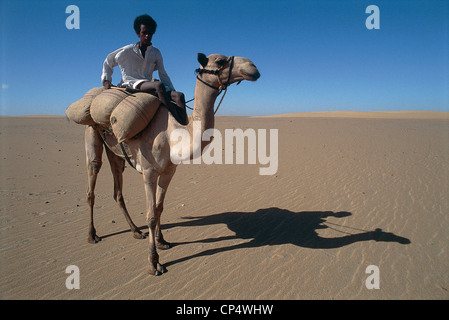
(1, 0, 448, 116)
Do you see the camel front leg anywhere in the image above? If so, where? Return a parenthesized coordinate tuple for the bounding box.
(143, 169, 166, 275)
(155, 167, 177, 250)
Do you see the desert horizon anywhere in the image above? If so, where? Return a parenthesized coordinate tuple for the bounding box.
(2, 110, 448, 119)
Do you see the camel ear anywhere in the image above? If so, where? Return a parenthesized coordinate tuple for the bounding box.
(198, 53, 208, 68)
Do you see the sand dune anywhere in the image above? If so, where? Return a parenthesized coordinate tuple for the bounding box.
(0, 112, 448, 299)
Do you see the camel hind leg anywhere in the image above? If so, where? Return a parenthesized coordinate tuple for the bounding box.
(85, 126, 103, 244)
(104, 147, 144, 240)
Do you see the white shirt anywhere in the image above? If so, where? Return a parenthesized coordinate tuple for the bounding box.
(101, 43, 175, 91)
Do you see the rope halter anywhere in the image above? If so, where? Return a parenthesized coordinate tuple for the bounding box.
(194, 56, 240, 115)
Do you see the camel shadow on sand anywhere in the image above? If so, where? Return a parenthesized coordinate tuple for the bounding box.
(161, 207, 410, 267)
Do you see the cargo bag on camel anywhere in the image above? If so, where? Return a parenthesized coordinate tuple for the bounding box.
(66, 86, 186, 142)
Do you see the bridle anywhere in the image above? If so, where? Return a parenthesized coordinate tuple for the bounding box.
(192, 55, 239, 115)
(195, 55, 235, 91)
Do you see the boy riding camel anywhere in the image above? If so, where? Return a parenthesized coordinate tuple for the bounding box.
(101, 14, 186, 123)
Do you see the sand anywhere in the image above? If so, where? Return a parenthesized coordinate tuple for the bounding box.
(0, 112, 448, 299)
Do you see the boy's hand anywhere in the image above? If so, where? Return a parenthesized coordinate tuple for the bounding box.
(103, 80, 112, 89)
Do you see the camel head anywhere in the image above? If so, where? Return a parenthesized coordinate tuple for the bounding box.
(197, 53, 260, 89)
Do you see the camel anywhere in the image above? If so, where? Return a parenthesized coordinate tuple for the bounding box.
(84, 53, 260, 275)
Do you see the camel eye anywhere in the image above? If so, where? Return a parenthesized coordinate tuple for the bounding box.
(216, 59, 226, 67)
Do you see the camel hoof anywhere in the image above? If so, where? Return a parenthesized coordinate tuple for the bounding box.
(133, 231, 145, 240)
(88, 235, 101, 244)
(156, 240, 172, 250)
(158, 264, 167, 274)
(148, 263, 167, 276)
(148, 267, 165, 276)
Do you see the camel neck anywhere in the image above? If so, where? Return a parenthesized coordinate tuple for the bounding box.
(192, 78, 220, 132)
